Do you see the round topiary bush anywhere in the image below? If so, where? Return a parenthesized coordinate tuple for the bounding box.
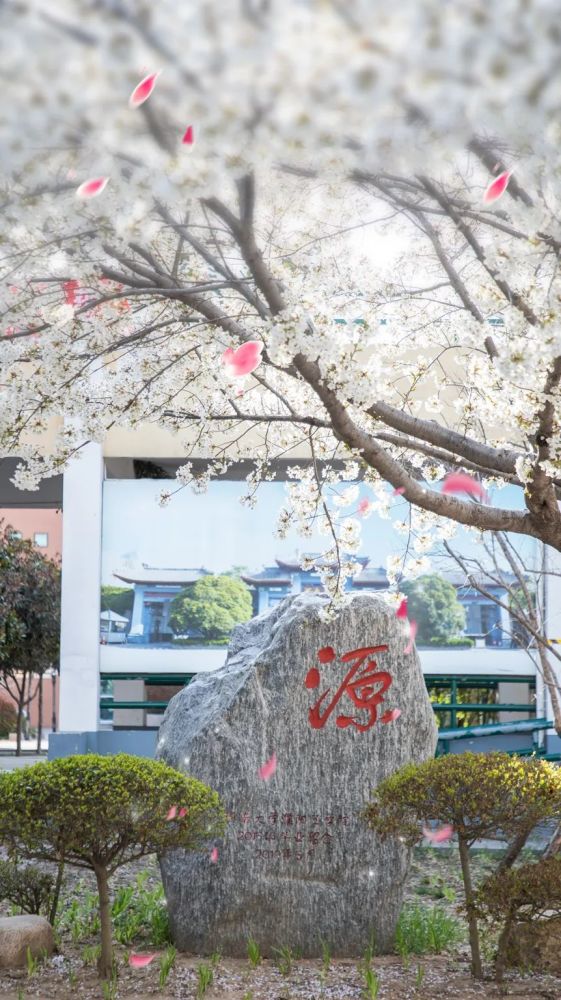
(0, 753, 226, 977)
(363, 752, 561, 979)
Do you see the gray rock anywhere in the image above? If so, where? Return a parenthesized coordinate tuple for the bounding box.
(157, 593, 437, 957)
(0, 914, 54, 968)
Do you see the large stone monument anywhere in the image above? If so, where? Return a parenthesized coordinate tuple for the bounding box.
(157, 593, 437, 956)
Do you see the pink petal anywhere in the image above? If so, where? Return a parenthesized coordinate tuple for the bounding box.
(395, 598, 408, 620)
(222, 341, 264, 377)
(166, 805, 177, 821)
(129, 72, 161, 108)
(178, 807, 188, 818)
(129, 953, 156, 968)
(76, 177, 109, 199)
(441, 472, 486, 501)
(210, 847, 219, 863)
(357, 498, 371, 516)
(258, 752, 277, 782)
(381, 708, 401, 723)
(182, 125, 194, 145)
(404, 620, 417, 654)
(392, 487, 406, 496)
(422, 824, 454, 844)
(483, 170, 512, 204)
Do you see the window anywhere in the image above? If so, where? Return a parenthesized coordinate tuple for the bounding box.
(8, 530, 22, 540)
(34, 532, 48, 547)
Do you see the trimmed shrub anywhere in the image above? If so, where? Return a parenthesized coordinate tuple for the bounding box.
(0, 753, 226, 977)
(476, 858, 561, 980)
(0, 858, 55, 917)
(364, 753, 561, 979)
(426, 637, 474, 648)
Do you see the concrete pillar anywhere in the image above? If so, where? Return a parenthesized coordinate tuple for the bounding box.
(59, 443, 103, 731)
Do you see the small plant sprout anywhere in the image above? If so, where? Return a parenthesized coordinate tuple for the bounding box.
(158, 945, 177, 989)
(415, 962, 426, 990)
(320, 938, 331, 972)
(26, 947, 38, 977)
(362, 965, 381, 999)
(210, 949, 221, 967)
(247, 936, 262, 967)
(82, 944, 102, 966)
(196, 961, 214, 997)
(274, 944, 295, 976)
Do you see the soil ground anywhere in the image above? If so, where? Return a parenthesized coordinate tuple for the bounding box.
(0, 848, 559, 1000)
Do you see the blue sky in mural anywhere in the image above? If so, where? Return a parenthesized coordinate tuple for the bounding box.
(101, 478, 538, 587)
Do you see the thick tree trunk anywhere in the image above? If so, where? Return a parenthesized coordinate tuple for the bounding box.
(458, 836, 483, 979)
(15, 685, 25, 756)
(94, 865, 113, 979)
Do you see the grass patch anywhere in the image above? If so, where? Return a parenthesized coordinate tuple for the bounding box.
(395, 903, 463, 956)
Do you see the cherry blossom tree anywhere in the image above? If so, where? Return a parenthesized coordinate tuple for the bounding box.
(2, 0, 561, 599)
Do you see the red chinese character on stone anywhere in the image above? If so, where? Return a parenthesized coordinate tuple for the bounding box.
(282, 813, 294, 826)
(305, 645, 391, 732)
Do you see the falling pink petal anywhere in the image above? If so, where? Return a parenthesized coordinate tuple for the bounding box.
(441, 471, 487, 501)
(358, 498, 371, 517)
(129, 953, 156, 968)
(392, 487, 406, 496)
(483, 170, 512, 204)
(404, 620, 417, 654)
(222, 341, 264, 377)
(210, 847, 219, 863)
(129, 71, 161, 108)
(178, 807, 188, 818)
(395, 598, 408, 620)
(182, 125, 194, 145)
(258, 752, 277, 782)
(76, 177, 109, 199)
(381, 708, 401, 724)
(166, 805, 177, 821)
(422, 823, 454, 844)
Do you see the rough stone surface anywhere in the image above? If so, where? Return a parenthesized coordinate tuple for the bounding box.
(157, 593, 437, 957)
(0, 914, 54, 968)
(506, 917, 561, 975)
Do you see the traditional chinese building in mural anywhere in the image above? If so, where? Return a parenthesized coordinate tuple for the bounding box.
(242, 557, 516, 647)
(112, 564, 210, 644)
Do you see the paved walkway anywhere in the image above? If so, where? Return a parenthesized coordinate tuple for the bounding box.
(0, 754, 44, 769)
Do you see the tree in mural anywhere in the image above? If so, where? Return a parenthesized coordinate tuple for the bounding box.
(401, 575, 466, 645)
(0, 526, 60, 754)
(169, 574, 253, 641)
(2, 2, 561, 600)
(100, 585, 134, 619)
